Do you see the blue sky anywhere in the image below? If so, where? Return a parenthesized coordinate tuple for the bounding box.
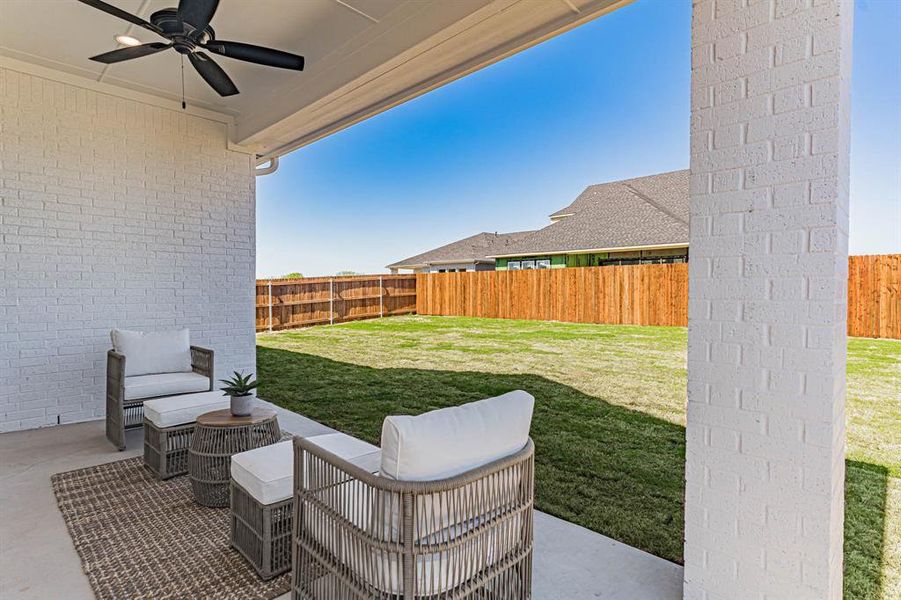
(257, 0, 901, 278)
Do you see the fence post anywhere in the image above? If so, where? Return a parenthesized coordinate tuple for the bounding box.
(379, 275, 384, 318)
(329, 278, 334, 325)
(268, 280, 273, 332)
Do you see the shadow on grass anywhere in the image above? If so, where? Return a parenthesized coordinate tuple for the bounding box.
(257, 346, 889, 597)
(259, 346, 687, 562)
(845, 461, 889, 599)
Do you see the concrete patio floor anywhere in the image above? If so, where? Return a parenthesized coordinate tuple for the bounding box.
(0, 400, 682, 599)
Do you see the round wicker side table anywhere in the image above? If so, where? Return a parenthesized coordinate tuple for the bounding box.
(188, 408, 281, 508)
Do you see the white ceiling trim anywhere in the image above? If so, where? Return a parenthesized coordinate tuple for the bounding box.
(332, 0, 380, 24)
(560, 0, 582, 14)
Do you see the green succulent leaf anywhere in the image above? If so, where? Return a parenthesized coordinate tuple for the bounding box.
(219, 370, 258, 396)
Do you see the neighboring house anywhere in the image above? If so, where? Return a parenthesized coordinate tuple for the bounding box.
(386, 231, 534, 273)
(492, 170, 689, 269)
(389, 170, 690, 273)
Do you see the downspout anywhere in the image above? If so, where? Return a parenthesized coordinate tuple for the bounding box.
(254, 156, 279, 176)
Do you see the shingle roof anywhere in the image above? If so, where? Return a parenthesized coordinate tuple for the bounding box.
(493, 170, 689, 257)
(386, 231, 535, 269)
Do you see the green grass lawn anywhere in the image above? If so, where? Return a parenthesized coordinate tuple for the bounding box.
(257, 315, 901, 599)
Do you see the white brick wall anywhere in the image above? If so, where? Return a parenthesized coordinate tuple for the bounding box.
(0, 66, 256, 432)
(686, 0, 852, 598)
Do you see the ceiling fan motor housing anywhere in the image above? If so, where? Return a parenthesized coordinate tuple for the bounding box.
(150, 8, 214, 54)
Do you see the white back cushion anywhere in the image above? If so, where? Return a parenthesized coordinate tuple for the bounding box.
(111, 329, 192, 377)
(380, 390, 534, 481)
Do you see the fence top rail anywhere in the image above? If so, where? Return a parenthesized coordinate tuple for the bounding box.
(257, 274, 414, 286)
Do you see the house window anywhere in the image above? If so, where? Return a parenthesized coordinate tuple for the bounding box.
(596, 254, 688, 267)
(521, 260, 535, 270)
(535, 259, 551, 269)
(507, 261, 521, 270)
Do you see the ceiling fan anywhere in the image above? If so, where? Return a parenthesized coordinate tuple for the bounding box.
(77, 0, 304, 98)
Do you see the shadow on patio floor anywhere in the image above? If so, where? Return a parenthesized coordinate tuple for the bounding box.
(257, 347, 889, 598)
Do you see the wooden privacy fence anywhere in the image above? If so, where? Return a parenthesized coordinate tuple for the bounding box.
(848, 254, 901, 339)
(416, 263, 689, 327)
(256, 275, 416, 332)
(416, 255, 901, 338)
(256, 255, 900, 338)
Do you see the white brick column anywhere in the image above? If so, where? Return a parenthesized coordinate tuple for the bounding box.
(685, 1, 853, 598)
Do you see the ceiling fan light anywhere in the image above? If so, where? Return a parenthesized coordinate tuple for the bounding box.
(115, 35, 142, 47)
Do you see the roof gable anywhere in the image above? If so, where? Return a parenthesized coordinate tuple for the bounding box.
(497, 170, 690, 256)
(550, 169, 689, 219)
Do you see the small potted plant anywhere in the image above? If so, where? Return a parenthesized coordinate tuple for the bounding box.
(221, 371, 259, 417)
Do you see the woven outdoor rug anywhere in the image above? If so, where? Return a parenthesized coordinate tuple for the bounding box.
(51, 457, 289, 600)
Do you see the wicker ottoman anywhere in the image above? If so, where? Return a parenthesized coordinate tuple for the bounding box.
(143, 391, 230, 479)
(230, 433, 381, 580)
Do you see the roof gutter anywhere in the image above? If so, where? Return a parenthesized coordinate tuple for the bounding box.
(488, 242, 688, 259)
(254, 156, 279, 176)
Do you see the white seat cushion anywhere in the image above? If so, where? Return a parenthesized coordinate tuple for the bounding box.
(380, 390, 534, 481)
(307, 432, 380, 464)
(232, 432, 380, 505)
(143, 391, 229, 427)
(232, 441, 294, 505)
(124, 372, 210, 401)
(111, 328, 193, 377)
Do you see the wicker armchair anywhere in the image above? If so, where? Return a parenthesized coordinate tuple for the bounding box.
(106, 346, 214, 451)
(291, 435, 535, 599)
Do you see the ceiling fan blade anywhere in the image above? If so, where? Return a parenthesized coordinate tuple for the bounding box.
(177, 0, 219, 33)
(77, 0, 164, 35)
(188, 52, 238, 96)
(202, 41, 304, 71)
(89, 43, 171, 64)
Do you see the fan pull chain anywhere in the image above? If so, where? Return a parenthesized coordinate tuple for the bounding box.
(180, 55, 186, 110)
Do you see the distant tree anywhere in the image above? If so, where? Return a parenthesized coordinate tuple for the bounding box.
(336, 270, 363, 276)
(281, 272, 304, 279)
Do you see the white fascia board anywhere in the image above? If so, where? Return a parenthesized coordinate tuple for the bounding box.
(488, 243, 689, 259)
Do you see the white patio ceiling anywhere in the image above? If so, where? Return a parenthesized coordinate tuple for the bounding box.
(0, 0, 630, 159)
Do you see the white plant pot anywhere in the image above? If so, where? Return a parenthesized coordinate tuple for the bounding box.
(230, 394, 254, 417)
